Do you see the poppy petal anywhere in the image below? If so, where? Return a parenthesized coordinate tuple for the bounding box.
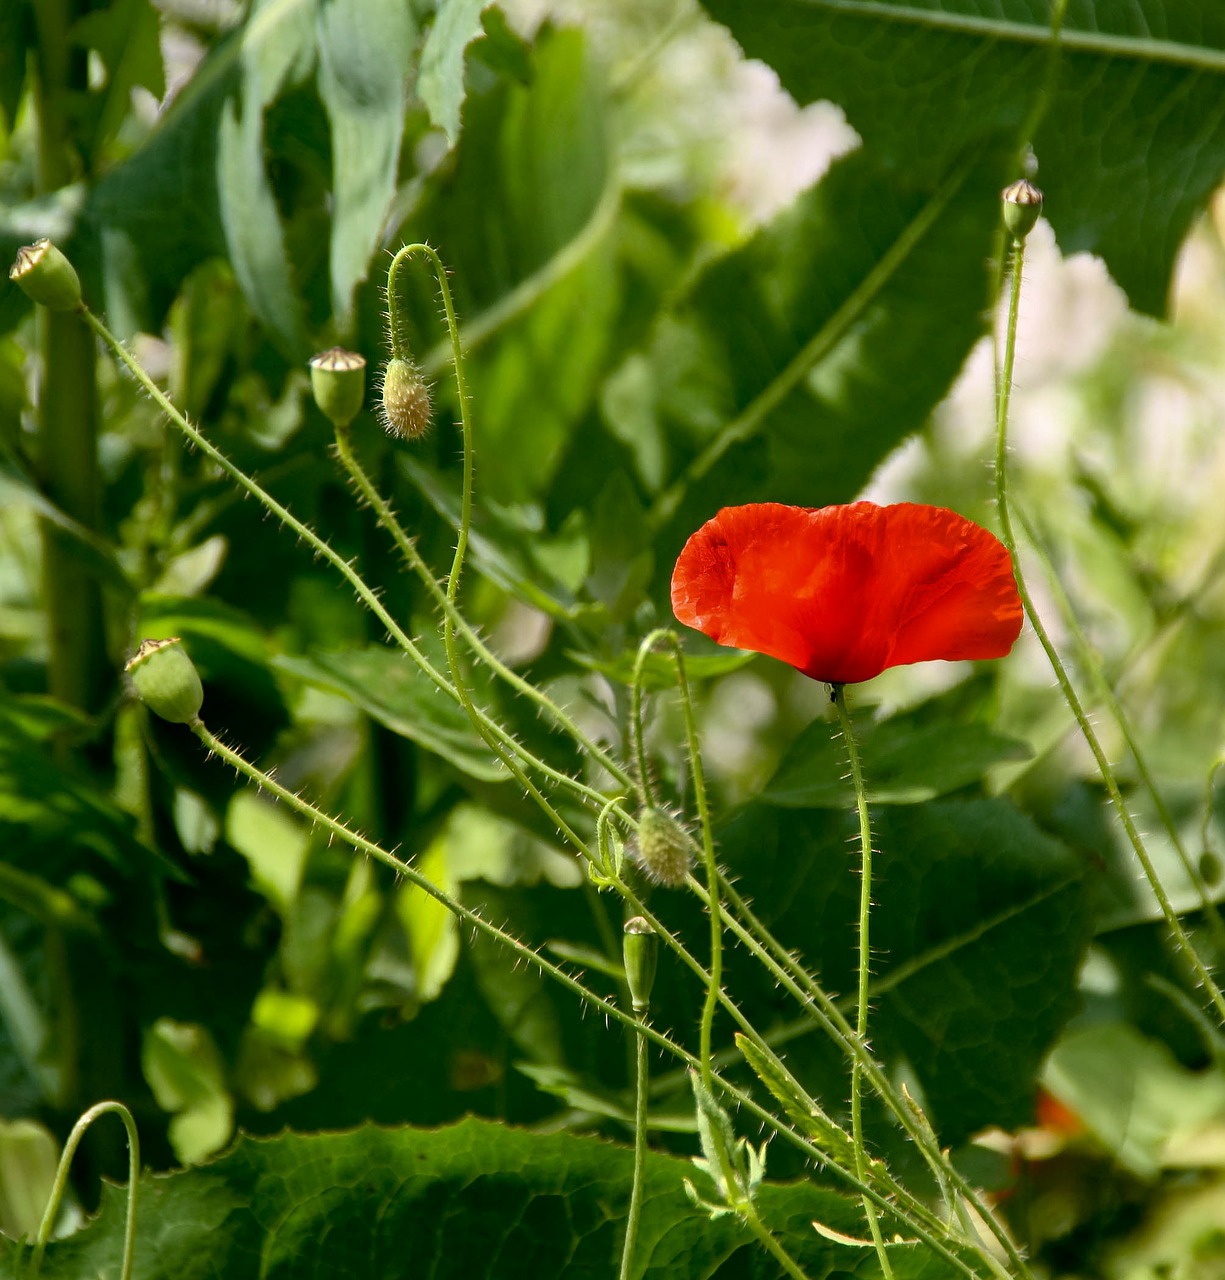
(671, 501, 1022, 685)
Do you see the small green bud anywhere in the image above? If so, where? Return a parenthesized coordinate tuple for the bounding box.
(9, 239, 82, 311)
(633, 807, 696, 888)
(1001, 179, 1044, 241)
(623, 916, 658, 1015)
(379, 357, 432, 440)
(309, 347, 366, 427)
(126, 637, 204, 724)
(1200, 850, 1222, 887)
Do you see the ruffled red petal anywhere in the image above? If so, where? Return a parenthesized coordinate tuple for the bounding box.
(670, 501, 1022, 685)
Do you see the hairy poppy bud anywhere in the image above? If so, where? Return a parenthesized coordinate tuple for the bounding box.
(379, 357, 431, 440)
(309, 347, 366, 428)
(1001, 179, 1044, 241)
(623, 916, 658, 1015)
(9, 239, 82, 311)
(126, 638, 203, 724)
(633, 807, 696, 887)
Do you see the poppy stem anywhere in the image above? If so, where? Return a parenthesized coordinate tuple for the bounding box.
(993, 235, 1225, 1029)
(830, 683, 896, 1280)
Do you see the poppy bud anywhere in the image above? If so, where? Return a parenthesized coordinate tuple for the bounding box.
(126, 637, 204, 725)
(622, 916, 658, 1015)
(309, 347, 366, 428)
(1001, 179, 1044, 241)
(9, 239, 82, 311)
(633, 807, 696, 887)
(1201, 850, 1222, 887)
(379, 357, 431, 440)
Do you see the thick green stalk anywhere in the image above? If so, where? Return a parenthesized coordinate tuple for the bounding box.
(31, 0, 107, 719)
(994, 239, 1225, 1027)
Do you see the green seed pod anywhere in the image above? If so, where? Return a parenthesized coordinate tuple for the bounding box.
(623, 916, 658, 1015)
(9, 239, 82, 311)
(309, 347, 366, 428)
(1200, 850, 1222, 887)
(126, 638, 204, 725)
(633, 807, 696, 888)
(379, 357, 432, 440)
(1001, 179, 1044, 241)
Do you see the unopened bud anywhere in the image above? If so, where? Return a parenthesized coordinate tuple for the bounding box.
(126, 638, 203, 724)
(9, 239, 82, 311)
(309, 348, 366, 427)
(1001, 179, 1044, 241)
(633, 807, 696, 887)
(379, 357, 431, 440)
(623, 917, 658, 1015)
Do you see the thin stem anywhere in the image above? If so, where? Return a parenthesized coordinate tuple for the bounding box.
(81, 306, 608, 864)
(29, 1100, 139, 1280)
(831, 684, 895, 1280)
(619, 1015, 650, 1280)
(993, 239, 1225, 1027)
(1016, 504, 1225, 954)
(330, 421, 632, 790)
(629, 633, 660, 808)
(741, 1201, 815, 1280)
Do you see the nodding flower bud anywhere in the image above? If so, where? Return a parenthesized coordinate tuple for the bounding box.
(633, 807, 696, 888)
(125, 638, 204, 725)
(623, 916, 658, 1015)
(1001, 179, 1044, 242)
(379, 357, 431, 440)
(9, 239, 82, 311)
(309, 347, 366, 428)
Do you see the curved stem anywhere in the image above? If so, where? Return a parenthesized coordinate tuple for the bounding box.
(30, 1100, 139, 1280)
(831, 685, 895, 1280)
(994, 239, 1225, 1027)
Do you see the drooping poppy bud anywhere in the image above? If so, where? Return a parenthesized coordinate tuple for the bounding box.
(379, 357, 432, 440)
(126, 638, 204, 724)
(9, 239, 82, 311)
(309, 348, 366, 428)
(1001, 179, 1044, 241)
(633, 807, 696, 887)
(672, 501, 1023, 687)
(622, 916, 658, 1015)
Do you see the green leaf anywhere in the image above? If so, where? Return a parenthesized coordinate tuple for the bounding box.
(1044, 1022, 1225, 1178)
(274, 646, 508, 782)
(314, 0, 415, 321)
(720, 798, 1090, 1141)
(70, 0, 166, 159)
(215, 0, 314, 355)
(701, 0, 1225, 315)
(567, 645, 756, 689)
(8, 1118, 963, 1279)
(762, 713, 1032, 808)
(418, 0, 489, 145)
(642, 139, 1011, 552)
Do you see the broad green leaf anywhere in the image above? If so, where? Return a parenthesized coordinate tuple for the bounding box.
(142, 1019, 234, 1164)
(314, 0, 415, 321)
(215, 0, 314, 355)
(6, 1118, 963, 1279)
(70, 0, 166, 160)
(640, 140, 1011, 562)
(1044, 1022, 1225, 1178)
(417, 0, 489, 145)
(762, 714, 1032, 807)
(274, 646, 508, 781)
(720, 797, 1090, 1141)
(701, 0, 1225, 315)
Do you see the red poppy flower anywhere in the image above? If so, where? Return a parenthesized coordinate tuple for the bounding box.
(671, 501, 1023, 686)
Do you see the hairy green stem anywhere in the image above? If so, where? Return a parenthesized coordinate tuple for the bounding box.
(29, 1100, 139, 1280)
(994, 238, 1225, 1027)
(831, 685, 895, 1280)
